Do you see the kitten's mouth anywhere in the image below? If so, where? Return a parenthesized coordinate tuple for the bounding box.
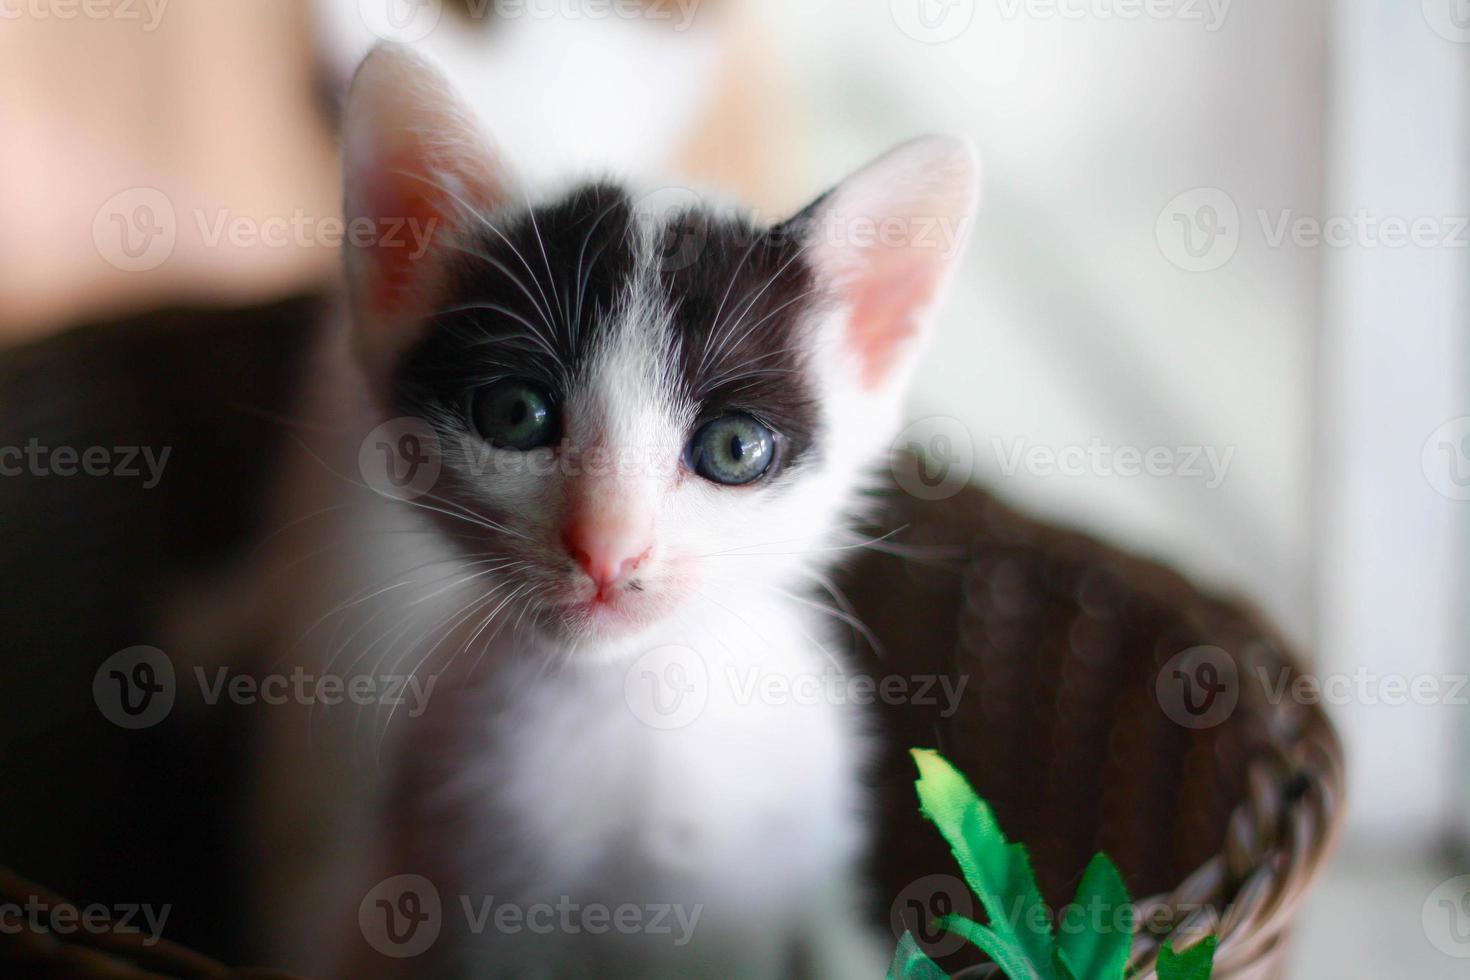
(549, 580, 662, 638)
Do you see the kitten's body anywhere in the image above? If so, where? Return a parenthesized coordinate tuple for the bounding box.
(230, 329, 882, 980)
(233, 311, 883, 979)
(193, 44, 976, 979)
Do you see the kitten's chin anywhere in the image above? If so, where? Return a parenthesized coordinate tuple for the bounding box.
(537, 592, 669, 650)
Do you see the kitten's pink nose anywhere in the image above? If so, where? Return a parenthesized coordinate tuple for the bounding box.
(563, 521, 651, 594)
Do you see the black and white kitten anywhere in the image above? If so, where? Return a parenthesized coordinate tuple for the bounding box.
(220, 43, 977, 979)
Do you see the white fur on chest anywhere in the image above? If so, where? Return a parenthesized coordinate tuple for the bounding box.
(424, 591, 870, 908)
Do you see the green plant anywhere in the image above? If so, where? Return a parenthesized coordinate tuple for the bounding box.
(888, 749, 1217, 980)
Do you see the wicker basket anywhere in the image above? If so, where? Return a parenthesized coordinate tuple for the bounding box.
(1, 480, 1343, 979)
(843, 479, 1345, 979)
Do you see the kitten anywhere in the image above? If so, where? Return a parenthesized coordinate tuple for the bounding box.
(214, 43, 977, 979)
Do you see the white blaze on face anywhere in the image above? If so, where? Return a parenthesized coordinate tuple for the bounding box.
(556, 278, 690, 599)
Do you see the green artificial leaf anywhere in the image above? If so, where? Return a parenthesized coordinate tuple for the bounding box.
(910, 749, 1059, 979)
(938, 915, 1045, 980)
(1155, 936, 1218, 980)
(1057, 853, 1134, 980)
(888, 930, 950, 980)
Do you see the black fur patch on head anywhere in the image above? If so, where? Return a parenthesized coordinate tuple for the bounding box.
(393, 183, 825, 475)
(658, 211, 825, 472)
(394, 182, 637, 421)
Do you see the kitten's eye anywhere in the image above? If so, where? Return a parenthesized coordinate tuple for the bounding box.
(471, 380, 558, 450)
(688, 414, 775, 486)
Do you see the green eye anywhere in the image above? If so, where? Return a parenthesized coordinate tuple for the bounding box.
(689, 414, 775, 486)
(471, 380, 558, 450)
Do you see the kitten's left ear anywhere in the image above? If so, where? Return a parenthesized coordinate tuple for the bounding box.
(342, 43, 512, 378)
(796, 136, 979, 392)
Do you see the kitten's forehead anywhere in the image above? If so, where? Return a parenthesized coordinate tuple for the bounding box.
(393, 181, 824, 471)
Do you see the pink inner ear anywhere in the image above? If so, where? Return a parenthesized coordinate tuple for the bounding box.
(845, 257, 943, 390)
(356, 152, 449, 318)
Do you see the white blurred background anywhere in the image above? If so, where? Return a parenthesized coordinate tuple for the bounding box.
(1, 0, 1466, 975)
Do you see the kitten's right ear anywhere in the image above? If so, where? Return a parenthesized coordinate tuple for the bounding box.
(342, 43, 511, 378)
